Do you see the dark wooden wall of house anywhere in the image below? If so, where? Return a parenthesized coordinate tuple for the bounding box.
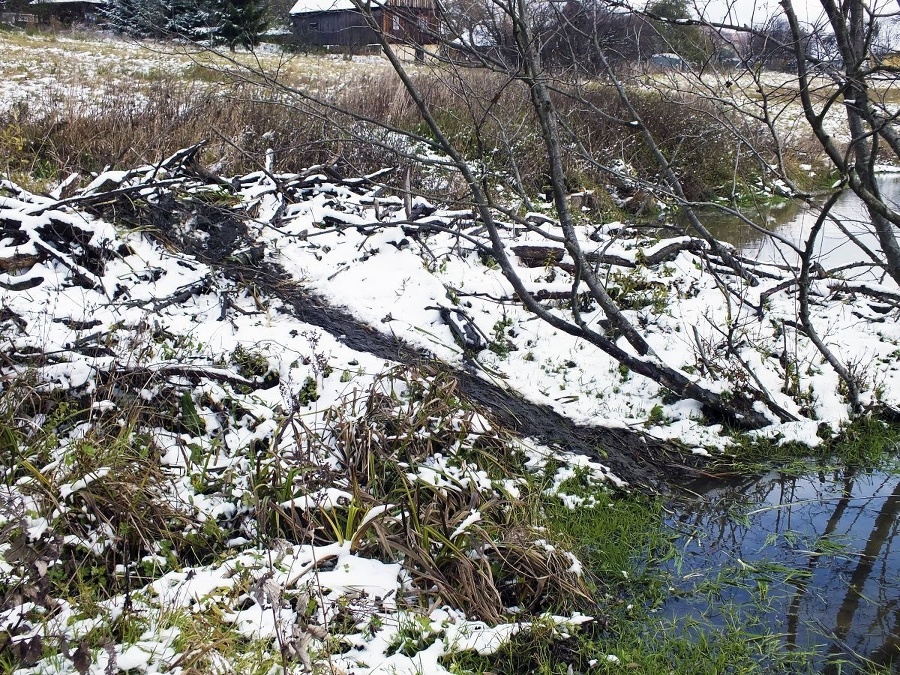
(32, 1, 103, 25)
(291, 10, 379, 47)
(291, 1, 437, 48)
(380, 6, 436, 45)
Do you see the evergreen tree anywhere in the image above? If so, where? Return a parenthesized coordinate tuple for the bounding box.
(104, 0, 166, 37)
(163, 0, 219, 42)
(646, 0, 713, 63)
(1, 0, 33, 13)
(106, 0, 267, 47)
(216, 0, 269, 52)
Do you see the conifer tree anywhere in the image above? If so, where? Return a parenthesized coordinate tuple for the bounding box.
(106, 0, 268, 47)
(216, 0, 269, 51)
(163, 0, 219, 42)
(103, 0, 165, 37)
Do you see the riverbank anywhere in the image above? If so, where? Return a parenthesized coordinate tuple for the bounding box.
(3, 26, 900, 674)
(2, 150, 899, 673)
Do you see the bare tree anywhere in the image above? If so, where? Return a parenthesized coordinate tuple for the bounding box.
(277, 0, 809, 428)
(779, 0, 900, 285)
(202, 0, 900, 427)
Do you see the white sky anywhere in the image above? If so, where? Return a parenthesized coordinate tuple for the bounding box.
(697, 0, 899, 27)
(697, 0, 822, 26)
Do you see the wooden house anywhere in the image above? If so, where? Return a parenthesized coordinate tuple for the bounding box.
(0, 11, 39, 27)
(29, 0, 105, 25)
(289, 0, 436, 53)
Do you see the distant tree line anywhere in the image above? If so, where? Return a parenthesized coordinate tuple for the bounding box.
(445, 0, 728, 73)
(536, 0, 714, 71)
(447, 0, 895, 74)
(0, 0, 34, 14)
(104, 0, 269, 50)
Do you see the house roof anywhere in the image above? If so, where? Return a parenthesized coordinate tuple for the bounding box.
(290, 0, 362, 14)
(289, 0, 433, 14)
(29, 0, 105, 5)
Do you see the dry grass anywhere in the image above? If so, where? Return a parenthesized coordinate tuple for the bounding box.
(0, 28, 808, 203)
(276, 367, 592, 622)
(0, 360, 592, 644)
(2, 82, 377, 183)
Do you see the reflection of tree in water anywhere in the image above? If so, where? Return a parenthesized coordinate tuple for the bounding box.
(686, 200, 806, 252)
(868, 608, 900, 668)
(785, 469, 856, 650)
(823, 478, 900, 673)
(697, 175, 900, 275)
(671, 470, 900, 670)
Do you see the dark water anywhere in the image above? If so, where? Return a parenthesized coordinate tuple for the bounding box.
(668, 468, 900, 672)
(675, 178, 900, 671)
(698, 175, 900, 277)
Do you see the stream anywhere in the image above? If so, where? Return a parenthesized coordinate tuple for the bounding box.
(668, 467, 900, 672)
(666, 183, 900, 671)
(701, 174, 900, 276)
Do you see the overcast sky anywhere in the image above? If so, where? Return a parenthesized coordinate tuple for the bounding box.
(697, 0, 821, 26)
(697, 0, 899, 26)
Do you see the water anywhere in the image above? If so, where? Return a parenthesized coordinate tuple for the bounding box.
(668, 180, 900, 670)
(698, 175, 900, 279)
(668, 467, 900, 672)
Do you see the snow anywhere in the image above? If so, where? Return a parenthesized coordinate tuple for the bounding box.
(3, 29, 900, 672)
(2, 159, 619, 673)
(290, 0, 365, 13)
(0, 175, 895, 669)
(263, 175, 893, 441)
(59, 468, 112, 499)
(449, 508, 482, 539)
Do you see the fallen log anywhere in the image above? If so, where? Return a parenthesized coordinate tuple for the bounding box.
(0, 276, 43, 291)
(0, 252, 45, 274)
(511, 239, 706, 270)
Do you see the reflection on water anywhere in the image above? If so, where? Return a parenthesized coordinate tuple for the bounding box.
(698, 175, 900, 276)
(668, 468, 900, 672)
(695, 199, 806, 251)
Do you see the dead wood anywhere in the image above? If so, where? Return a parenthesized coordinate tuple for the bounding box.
(0, 253, 46, 274)
(511, 239, 706, 270)
(112, 364, 255, 389)
(828, 281, 900, 305)
(758, 278, 801, 318)
(0, 226, 29, 245)
(0, 276, 44, 291)
(25, 179, 186, 217)
(427, 305, 489, 352)
(510, 245, 565, 267)
(122, 278, 212, 313)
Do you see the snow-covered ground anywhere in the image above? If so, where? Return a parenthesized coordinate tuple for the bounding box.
(0, 31, 393, 115)
(0, 156, 614, 674)
(3, 30, 900, 674)
(256, 177, 900, 445)
(3, 145, 900, 671)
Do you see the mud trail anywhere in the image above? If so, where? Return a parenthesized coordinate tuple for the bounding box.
(232, 263, 695, 489)
(96, 188, 695, 489)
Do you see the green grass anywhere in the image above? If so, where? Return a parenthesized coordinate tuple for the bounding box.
(438, 483, 822, 675)
(720, 416, 900, 475)
(546, 494, 667, 584)
(444, 435, 900, 675)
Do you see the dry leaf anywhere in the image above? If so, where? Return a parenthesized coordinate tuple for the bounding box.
(72, 642, 91, 675)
